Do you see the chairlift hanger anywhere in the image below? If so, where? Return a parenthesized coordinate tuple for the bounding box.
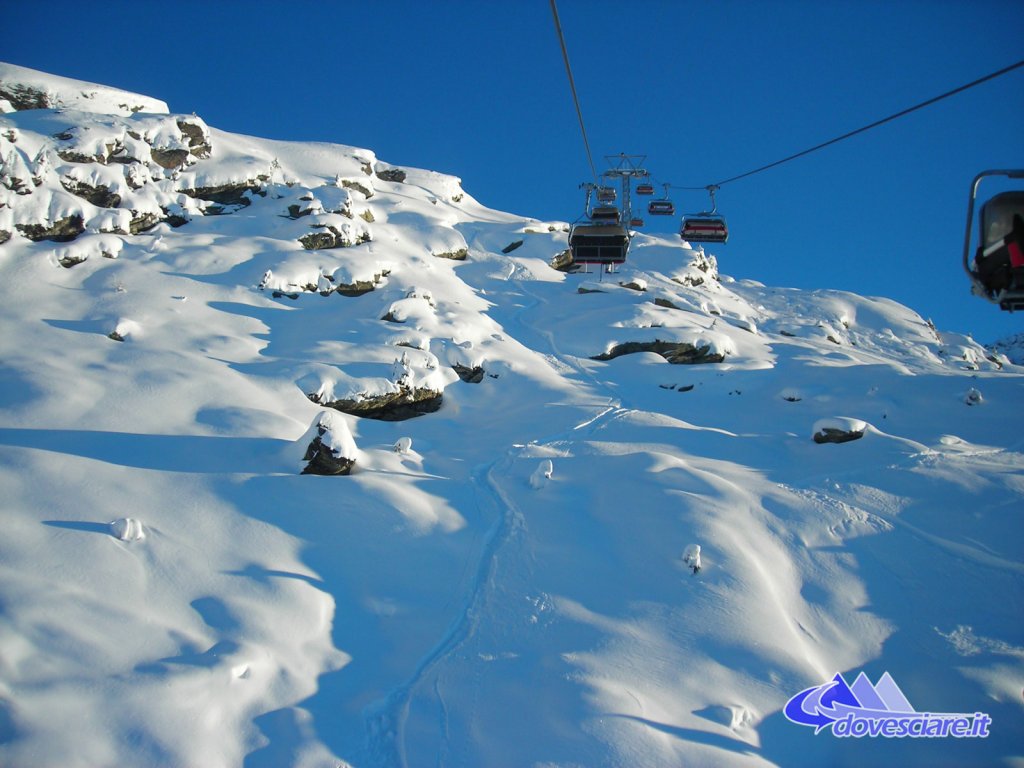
(648, 183, 675, 216)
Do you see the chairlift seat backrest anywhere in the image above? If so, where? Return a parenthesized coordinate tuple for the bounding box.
(981, 191, 1024, 249)
(590, 205, 621, 223)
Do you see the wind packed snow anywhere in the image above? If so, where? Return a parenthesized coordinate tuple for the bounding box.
(1, 63, 1022, 768)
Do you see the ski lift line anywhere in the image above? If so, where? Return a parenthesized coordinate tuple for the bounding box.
(670, 58, 1024, 190)
(549, 0, 599, 183)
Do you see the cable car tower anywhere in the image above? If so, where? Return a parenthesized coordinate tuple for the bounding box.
(568, 154, 650, 269)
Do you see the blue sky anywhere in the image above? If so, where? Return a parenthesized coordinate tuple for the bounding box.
(6, 0, 1023, 342)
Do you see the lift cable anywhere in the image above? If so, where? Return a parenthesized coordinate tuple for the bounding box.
(549, 0, 599, 184)
(670, 57, 1024, 191)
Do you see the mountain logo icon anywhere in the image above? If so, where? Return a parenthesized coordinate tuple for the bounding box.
(783, 672, 992, 739)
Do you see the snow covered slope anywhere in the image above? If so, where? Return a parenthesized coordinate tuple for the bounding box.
(1, 64, 1022, 768)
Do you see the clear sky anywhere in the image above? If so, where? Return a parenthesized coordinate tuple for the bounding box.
(5, 0, 1023, 342)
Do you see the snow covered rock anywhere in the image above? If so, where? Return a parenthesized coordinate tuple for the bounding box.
(452, 363, 485, 383)
(530, 459, 554, 489)
(964, 387, 983, 406)
(300, 411, 358, 476)
(592, 338, 727, 365)
(393, 437, 413, 455)
(374, 163, 407, 183)
(812, 417, 868, 444)
(683, 544, 702, 574)
(110, 517, 145, 542)
(318, 385, 443, 422)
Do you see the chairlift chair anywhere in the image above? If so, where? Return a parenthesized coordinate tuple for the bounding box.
(636, 183, 655, 195)
(963, 170, 1024, 311)
(569, 222, 630, 265)
(648, 183, 675, 215)
(680, 184, 729, 243)
(681, 216, 729, 243)
(648, 200, 675, 216)
(590, 205, 621, 224)
(629, 216, 645, 228)
(596, 185, 617, 203)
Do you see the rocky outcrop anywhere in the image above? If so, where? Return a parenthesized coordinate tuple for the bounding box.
(16, 215, 85, 242)
(176, 119, 211, 159)
(452, 364, 485, 383)
(0, 82, 50, 111)
(812, 427, 864, 444)
(432, 247, 468, 261)
(592, 339, 725, 364)
(375, 166, 407, 183)
(311, 386, 443, 421)
(339, 178, 374, 199)
(298, 223, 371, 250)
(179, 180, 265, 209)
(60, 177, 121, 208)
(812, 417, 867, 444)
(549, 249, 575, 272)
(333, 272, 389, 297)
(149, 147, 190, 170)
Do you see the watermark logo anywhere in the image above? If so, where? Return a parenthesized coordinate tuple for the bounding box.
(784, 672, 991, 739)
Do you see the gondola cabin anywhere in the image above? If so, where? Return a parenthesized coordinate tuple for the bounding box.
(648, 200, 675, 216)
(681, 215, 729, 244)
(968, 186, 1024, 311)
(568, 223, 629, 264)
(636, 183, 655, 195)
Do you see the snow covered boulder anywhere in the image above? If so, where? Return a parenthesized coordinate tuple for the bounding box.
(374, 163, 407, 183)
(300, 411, 358, 475)
(683, 544, 702, 574)
(592, 338, 727, 365)
(812, 417, 868, 444)
(530, 460, 554, 489)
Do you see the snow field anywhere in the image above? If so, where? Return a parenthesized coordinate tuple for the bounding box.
(0, 65, 1022, 768)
